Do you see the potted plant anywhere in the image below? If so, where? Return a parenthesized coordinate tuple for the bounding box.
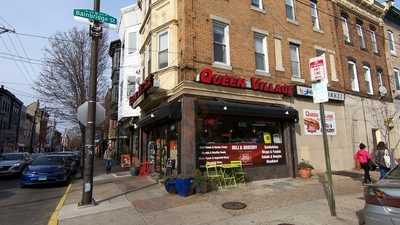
(193, 169, 208, 194)
(298, 160, 314, 178)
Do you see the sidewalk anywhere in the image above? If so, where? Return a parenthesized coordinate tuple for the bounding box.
(58, 170, 376, 225)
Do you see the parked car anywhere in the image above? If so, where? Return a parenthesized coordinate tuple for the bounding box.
(0, 152, 31, 176)
(31, 153, 44, 160)
(20, 156, 70, 187)
(364, 165, 400, 225)
(46, 153, 79, 175)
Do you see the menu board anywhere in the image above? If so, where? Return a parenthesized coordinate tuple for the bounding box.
(198, 143, 286, 167)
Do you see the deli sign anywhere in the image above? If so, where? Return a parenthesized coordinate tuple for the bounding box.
(129, 74, 154, 106)
(196, 68, 294, 96)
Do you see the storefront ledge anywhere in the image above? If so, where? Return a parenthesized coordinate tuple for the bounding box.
(168, 81, 288, 106)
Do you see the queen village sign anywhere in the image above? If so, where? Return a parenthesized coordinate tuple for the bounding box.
(129, 74, 154, 106)
(195, 68, 294, 96)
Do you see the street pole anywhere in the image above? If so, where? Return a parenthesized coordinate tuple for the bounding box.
(81, 0, 102, 205)
(319, 103, 336, 216)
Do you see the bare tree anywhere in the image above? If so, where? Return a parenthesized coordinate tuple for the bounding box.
(35, 27, 109, 136)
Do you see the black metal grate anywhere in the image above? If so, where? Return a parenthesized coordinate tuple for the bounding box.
(222, 201, 247, 210)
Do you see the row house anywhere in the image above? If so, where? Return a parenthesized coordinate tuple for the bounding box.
(129, 0, 398, 179)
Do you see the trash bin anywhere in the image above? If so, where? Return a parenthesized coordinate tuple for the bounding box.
(175, 178, 193, 197)
(165, 178, 176, 194)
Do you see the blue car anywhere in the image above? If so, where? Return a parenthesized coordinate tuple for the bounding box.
(20, 156, 70, 187)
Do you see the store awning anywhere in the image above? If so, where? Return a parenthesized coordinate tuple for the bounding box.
(136, 101, 181, 128)
(196, 100, 298, 122)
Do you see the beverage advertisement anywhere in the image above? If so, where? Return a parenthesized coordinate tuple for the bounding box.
(303, 109, 336, 135)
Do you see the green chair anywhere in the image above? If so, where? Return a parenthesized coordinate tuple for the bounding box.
(205, 162, 223, 189)
(230, 160, 246, 184)
(221, 166, 237, 187)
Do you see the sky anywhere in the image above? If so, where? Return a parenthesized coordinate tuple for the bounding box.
(0, 0, 135, 130)
(0, 0, 399, 130)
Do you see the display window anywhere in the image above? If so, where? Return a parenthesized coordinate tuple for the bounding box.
(197, 115, 286, 167)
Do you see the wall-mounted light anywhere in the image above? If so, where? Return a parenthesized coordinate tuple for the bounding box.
(285, 111, 289, 115)
(150, 113, 155, 118)
(133, 123, 138, 129)
(223, 106, 228, 111)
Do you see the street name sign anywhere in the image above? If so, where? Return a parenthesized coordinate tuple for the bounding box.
(73, 9, 117, 25)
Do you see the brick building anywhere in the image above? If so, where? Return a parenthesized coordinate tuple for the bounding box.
(131, 0, 396, 179)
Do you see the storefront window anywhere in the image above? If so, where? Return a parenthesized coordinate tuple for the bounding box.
(197, 115, 285, 167)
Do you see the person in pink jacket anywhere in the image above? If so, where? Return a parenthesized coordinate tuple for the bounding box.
(354, 143, 372, 184)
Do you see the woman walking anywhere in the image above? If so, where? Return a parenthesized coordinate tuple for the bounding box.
(354, 143, 372, 184)
(375, 141, 394, 179)
(104, 144, 114, 174)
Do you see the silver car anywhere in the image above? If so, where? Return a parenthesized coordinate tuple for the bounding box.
(0, 152, 31, 176)
(364, 165, 400, 225)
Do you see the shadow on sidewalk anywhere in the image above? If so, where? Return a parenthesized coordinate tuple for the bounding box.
(95, 182, 158, 204)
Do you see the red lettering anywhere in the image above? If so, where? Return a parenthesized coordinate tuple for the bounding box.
(274, 84, 281, 93)
(251, 78, 260, 90)
(267, 83, 274, 93)
(212, 75, 223, 85)
(229, 77, 238, 87)
(237, 79, 246, 88)
(222, 76, 230, 86)
(199, 68, 213, 84)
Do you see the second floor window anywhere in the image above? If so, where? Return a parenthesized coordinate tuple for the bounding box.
(363, 66, 373, 95)
(158, 31, 168, 69)
(254, 33, 268, 73)
(289, 43, 301, 78)
(356, 24, 366, 49)
(127, 32, 137, 54)
(341, 17, 350, 43)
(370, 30, 378, 53)
(285, 0, 296, 21)
(348, 60, 359, 92)
(310, 1, 320, 31)
(251, 0, 263, 9)
(388, 31, 397, 55)
(395, 69, 400, 90)
(213, 21, 230, 65)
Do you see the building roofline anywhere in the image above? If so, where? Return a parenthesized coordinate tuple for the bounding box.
(385, 5, 400, 26)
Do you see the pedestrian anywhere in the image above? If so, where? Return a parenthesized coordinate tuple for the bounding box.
(354, 143, 372, 184)
(374, 141, 394, 179)
(104, 144, 114, 174)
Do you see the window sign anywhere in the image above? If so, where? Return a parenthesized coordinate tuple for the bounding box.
(303, 109, 336, 135)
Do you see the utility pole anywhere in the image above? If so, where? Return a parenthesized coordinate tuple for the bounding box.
(29, 100, 39, 153)
(81, 0, 102, 205)
(0, 26, 14, 35)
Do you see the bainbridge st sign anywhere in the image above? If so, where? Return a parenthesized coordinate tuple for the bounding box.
(195, 68, 294, 96)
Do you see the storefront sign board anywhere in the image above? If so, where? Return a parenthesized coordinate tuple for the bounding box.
(198, 143, 286, 167)
(303, 109, 336, 135)
(129, 74, 154, 105)
(296, 85, 345, 101)
(196, 68, 294, 96)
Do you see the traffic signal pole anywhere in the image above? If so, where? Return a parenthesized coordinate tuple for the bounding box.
(81, 0, 102, 205)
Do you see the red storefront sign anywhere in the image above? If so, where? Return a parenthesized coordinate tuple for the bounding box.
(129, 74, 154, 105)
(198, 143, 286, 167)
(197, 68, 294, 96)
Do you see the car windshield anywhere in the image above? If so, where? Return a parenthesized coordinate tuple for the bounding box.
(31, 157, 64, 166)
(385, 166, 400, 179)
(0, 154, 24, 161)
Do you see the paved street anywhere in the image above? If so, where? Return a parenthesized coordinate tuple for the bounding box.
(0, 175, 67, 225)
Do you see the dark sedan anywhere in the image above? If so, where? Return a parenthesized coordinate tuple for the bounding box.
(20, 156, 70, 187)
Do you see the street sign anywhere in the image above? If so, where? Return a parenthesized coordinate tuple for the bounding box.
(309, 55, 327, 82)
(312, 82, 329, 104)
(73, 9, 117, 25)
(77, 101, 106, 127)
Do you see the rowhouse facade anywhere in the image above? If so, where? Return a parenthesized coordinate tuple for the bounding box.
(131, 0, 397, 179)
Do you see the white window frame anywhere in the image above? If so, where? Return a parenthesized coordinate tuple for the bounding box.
(212, 20, 231, 67)
(370, 30, 378, 53)
(285, 0, 296, 21)
(348, 61, 359, 92)
(127, 32, 138, 54)
(394, 68, 400, 91)
(388, 31, 397, 55)
(158, 31, 168, 69)
(251, 0, 263, 10)
(310, 1, 320, 31)
(254, 32, 269, 74)
(363, 66, 373, 95)
(289, 43, 301, 79)
(341, 17, 350, 43)
(356, 24, 366, 49)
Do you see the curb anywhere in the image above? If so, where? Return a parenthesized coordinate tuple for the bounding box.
(48, 184, 72, 225)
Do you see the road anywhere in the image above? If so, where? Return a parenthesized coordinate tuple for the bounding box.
(0, 175, 67, 225)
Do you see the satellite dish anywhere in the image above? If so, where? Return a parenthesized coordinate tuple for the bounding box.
(379, 86, 388, 97)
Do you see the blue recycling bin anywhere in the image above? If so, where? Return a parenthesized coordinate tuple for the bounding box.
(175, 178, 193, 197)
(165, 178, 176, 194)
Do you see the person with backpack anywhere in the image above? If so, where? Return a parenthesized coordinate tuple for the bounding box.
(104, 144, 114, 174)
(354, 143, 372, 184)
(375, 141, 394, 179)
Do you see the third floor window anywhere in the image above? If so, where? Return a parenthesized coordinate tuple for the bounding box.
(356, 24, 366, 49)
(388, 31, 397, 55)
(310, 1, 320, 31)
(158, 31, 168, 69)
(341, 17, 350, 43)
(251, 0, 263, 9)
(285, 0, 296, 21)
(369, 30, 378, 53)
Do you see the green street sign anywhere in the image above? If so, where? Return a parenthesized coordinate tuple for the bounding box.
(73, 9, 117, 25)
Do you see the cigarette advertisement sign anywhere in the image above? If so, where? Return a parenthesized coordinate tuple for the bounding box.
(198, 143, 286, 167)
(303, 109, 336, 135)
